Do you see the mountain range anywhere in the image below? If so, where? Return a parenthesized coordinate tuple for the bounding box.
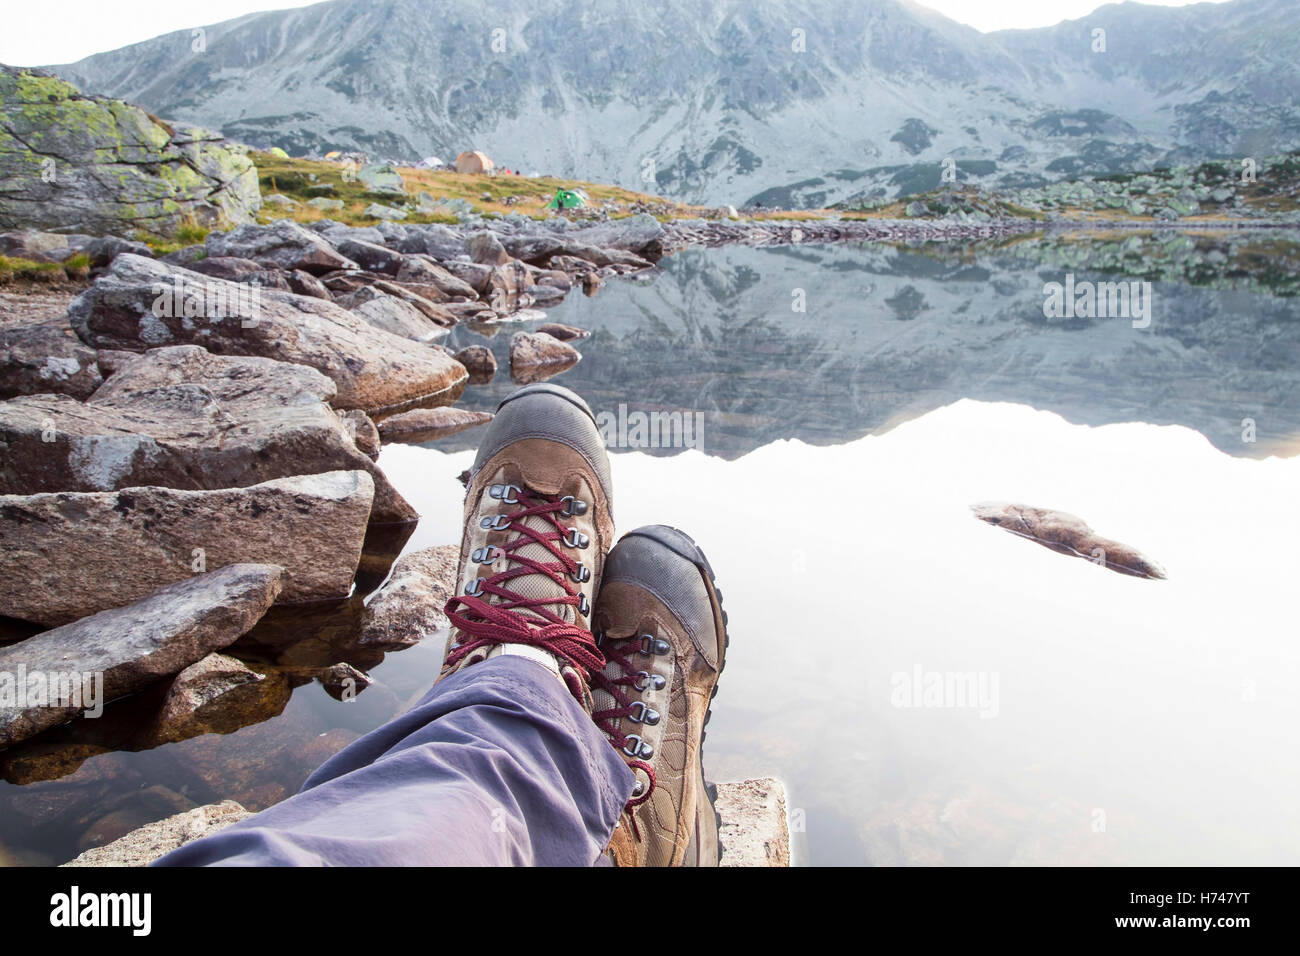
(44, 0, 1300, 207)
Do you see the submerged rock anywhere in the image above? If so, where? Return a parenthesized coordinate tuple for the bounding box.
(453, 344, 497, 384)
(509, 331, 580, 384)
(971, 502, 1167, 579)
(377, 406, 494, 444)
(0, 564, 283, 748)
(68, 254, 467, 414)
(358, 544, 458, 650)
(535, 322, 590, 341)
(62, 800, 252, 867)
(0, 470, 375, 626)
(139, 653, 292, 746)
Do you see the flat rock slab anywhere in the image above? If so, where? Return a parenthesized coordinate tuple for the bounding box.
(69, 254, 467, 415)
(971, 501, 1167, 580)
(0, 470, 374, 626)
(717, 777, 791, 867)
(377, 407, 493, 444)
(0, 344, 415, 523)
(62, 800, 252, 867)
(0, 564, 283, 748)
(359, 544, 458, 649)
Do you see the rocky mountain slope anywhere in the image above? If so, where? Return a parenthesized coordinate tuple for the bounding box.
(44, 0, 1300, 208)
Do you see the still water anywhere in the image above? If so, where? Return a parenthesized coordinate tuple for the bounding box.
(2, 233, 1298, 865)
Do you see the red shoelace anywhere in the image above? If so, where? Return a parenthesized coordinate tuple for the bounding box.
(591, 637, 658, 814)
(443, 489, 605, 702)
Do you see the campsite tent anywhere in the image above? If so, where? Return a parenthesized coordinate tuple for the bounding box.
(456, 150, 495, 174)
(417, 156, 445, 169)
(546, 187, 588, 210)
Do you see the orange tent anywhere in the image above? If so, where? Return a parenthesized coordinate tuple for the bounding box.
(456, 150, 496, 175)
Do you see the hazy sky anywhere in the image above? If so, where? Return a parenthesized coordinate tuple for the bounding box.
(1, 0, 1235, 66)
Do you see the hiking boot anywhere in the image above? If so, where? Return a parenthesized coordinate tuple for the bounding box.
(592, 525, 729, 866)
(440, 384, 614, 704)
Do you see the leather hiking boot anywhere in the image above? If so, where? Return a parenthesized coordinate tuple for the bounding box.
(440, 384, 614, 705)
(592, 525, 729, 866)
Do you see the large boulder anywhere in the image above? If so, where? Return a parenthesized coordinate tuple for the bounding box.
(0, 564, 283, 748)
(0, 470, 375, 626)
(205, 221, 357, 275)
(67, 255, 467, 414)
(0, 68, 260, 236)
(565, 214, 665, 259)
(0, 317, 103, 400)
(396, 224, 467, 261)
(0, 345, 416, 523)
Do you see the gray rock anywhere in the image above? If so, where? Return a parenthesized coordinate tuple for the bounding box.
(331, 237, 406, 276)
(358, 544, 458, 649)
(395, 256, 479, 298)
(357, 163, 407, 196)
(396, 224, 466, 260)
(0, 69, 260, 236)
(0, 317, 103, 400)
(68, 255, 467, 414)
(0, 231, 93, 263)
(0, 470, 375, 626)
(340, 409, 380, 460)
(61, 801, 251, 867)
(307, 197, 345, 211)
(0, 344, 416, 523)
(263, 193, 299, 208)
(365, 203, 408, 221)
(339, 285, 447, 343)
(84, 236, 155, 270)
(467, 231, 511, 265)
(535, 322, 589, 341)
(206, 220, 358, 275)
(565, 214, 664, 258)
(509, 331, 580, 384)
(0, 564, 283, 748)
(440, 259, 493, 294)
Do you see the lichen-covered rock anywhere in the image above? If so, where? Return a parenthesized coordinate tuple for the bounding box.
(0, 68, 260, 236)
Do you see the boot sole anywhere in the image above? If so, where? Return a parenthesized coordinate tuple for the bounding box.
(621, 524, 729, 864)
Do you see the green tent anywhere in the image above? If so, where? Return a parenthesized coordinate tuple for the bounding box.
(546, 187, 588, 210)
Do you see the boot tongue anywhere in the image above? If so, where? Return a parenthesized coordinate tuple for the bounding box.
(502, 508, 575, 626)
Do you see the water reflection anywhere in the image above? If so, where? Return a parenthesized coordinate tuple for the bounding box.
(385, 399, 1300, 865)
(443, 233, 1300, 460)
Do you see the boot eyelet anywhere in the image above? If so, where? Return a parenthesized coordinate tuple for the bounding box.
(632, 780, 645, 797)
(569, 563, 590, 584)
(489, 483, 521, 504)
(480, 514, 511, 531)
(629, 701, 661, 725)
(465, 578, 485, 597)
(577, 593, 590, 616)
(471, 546, 500, 565)
(562, 528, 589, 549)
(633, 671, 666, 692)
(637, 634, 670, 656)
(560, 495, 588, 517)
(623, 734, 654, 759)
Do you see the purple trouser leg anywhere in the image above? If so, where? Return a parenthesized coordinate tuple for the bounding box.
(153, 656, 635, 866)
